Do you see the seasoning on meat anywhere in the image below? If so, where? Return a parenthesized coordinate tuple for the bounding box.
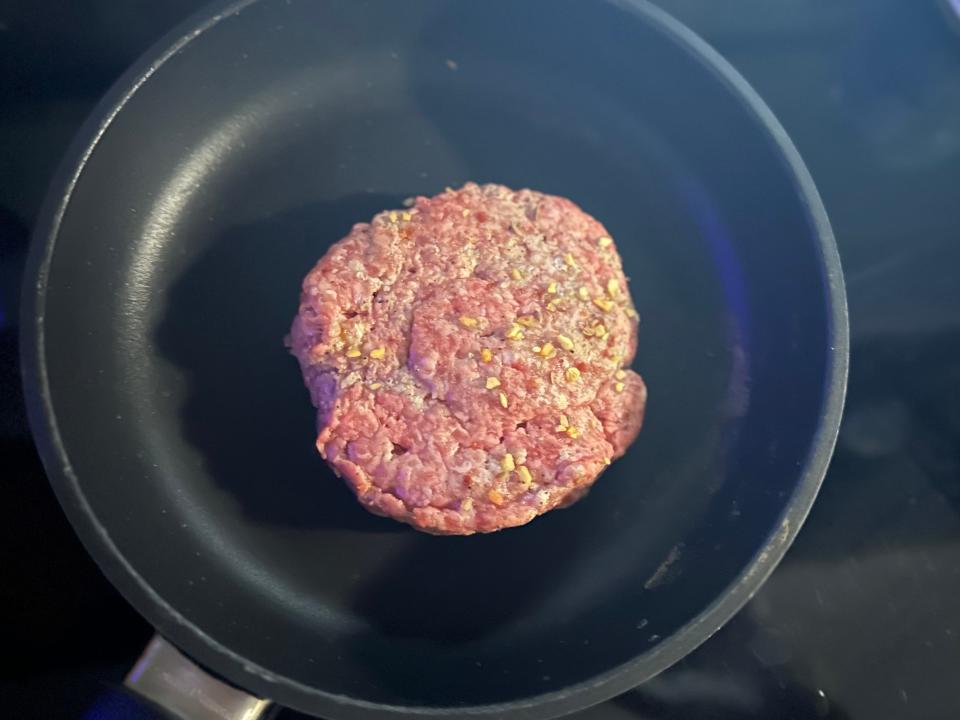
(287, 183, 647, 534)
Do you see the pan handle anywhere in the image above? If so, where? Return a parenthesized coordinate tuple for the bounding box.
(125, 635, 274, 720)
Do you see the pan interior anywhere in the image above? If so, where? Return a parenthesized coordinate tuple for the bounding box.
(38, 0, 835, 710)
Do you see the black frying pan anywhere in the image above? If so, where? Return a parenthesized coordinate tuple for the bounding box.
(21, 1, 848, 718)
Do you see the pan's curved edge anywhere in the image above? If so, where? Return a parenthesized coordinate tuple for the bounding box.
(20, 0, 849, 719)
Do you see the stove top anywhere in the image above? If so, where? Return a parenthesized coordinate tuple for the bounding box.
(3, 1, 959, 718)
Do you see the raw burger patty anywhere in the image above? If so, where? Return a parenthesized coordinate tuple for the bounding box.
(287, 183, 647, 534)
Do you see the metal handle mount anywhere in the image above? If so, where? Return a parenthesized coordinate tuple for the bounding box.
(125, 635, 273, 720)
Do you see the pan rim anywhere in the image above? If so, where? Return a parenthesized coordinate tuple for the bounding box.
(20, 0, 849, 718)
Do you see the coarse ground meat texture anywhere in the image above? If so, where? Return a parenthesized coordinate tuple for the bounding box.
(287, 183, 647, 534)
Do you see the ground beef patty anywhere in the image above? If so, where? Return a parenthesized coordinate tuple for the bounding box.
(288, 183, 647, 534)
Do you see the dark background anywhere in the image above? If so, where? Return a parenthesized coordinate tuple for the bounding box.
(2, 1, 960, 718)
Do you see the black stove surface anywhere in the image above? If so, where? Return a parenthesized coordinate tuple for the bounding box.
(3, 1, 959, 718)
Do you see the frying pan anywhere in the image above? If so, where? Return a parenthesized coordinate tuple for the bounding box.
(21, 0, 848, 718)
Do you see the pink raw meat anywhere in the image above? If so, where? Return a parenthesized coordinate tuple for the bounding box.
(287, 183, 646, 534)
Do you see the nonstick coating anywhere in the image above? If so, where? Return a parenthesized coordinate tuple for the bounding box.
(22, 0, 848, 718)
